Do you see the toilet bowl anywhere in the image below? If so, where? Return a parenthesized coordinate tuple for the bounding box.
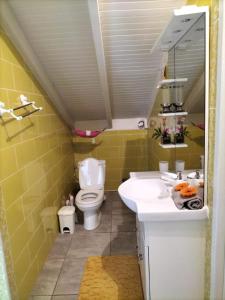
(75, 158, 105, 230)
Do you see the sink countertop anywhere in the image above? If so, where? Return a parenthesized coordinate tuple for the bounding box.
(129, 170, 202, 179)
(118, 171, 209, 222)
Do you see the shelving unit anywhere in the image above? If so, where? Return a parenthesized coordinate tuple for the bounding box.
(157, 78, 188, 89)
(158, 112, 188, 117)
(159, 143, 188, 149)
(158, 110, 189, 149)
(156, 77, 189, 149)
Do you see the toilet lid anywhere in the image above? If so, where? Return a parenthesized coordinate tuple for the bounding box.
(78, 158, 105, 190)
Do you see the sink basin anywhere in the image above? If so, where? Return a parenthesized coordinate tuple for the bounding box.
(118, 176, 208, 222)
(118, 178, 165, 213)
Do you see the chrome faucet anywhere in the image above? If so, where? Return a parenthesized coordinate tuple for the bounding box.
(177, 171, 183, 180)
(161, 171, 183, 185)
(195, 170, 201, 179)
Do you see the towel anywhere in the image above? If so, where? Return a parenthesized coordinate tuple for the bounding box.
(184, 197, 203, 210)
(172, 187, 204, 210)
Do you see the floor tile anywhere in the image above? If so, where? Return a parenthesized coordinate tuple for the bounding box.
(101, 198, 112, 214)
(112, 213, 136, 232)
(51, 296, 77, 300)
(110, 232, 137, 255)
(67, 233, 110, 258)
(53, 258, 86, 295)
(108, 191, 121, 201)
(31, 259, 64, 296)
(112, 195, 134, 215)
(105, 191, 115, 198)
(30, 191, 139, 299)
(47, 234, 72, 259)
(76, 214, 111, 233)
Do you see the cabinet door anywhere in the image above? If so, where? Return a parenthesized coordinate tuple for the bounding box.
(138, 232, 150, 300)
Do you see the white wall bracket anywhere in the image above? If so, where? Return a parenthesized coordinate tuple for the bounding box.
(0, 94, 43, 121)
(0, 102, 22, 120)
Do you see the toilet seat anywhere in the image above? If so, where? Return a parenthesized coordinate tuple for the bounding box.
(76, 189, 104, 207)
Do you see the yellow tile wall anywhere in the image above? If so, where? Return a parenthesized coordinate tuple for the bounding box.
(73, 130, 148, 190)
(0, 30, 74, 299)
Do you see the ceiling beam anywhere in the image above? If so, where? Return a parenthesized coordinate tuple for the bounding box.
(88, 0, 112, 128)
(0, 0, 74, 128)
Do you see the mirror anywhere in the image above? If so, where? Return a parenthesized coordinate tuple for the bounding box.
(149, 11, 208, 180)
(172, 14, 206, 172)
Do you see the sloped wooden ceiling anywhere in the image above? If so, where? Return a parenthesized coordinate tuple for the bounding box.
(6, 0, 185, 128)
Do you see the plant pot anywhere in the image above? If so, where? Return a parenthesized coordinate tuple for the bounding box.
(174, 134, 184, 144)
(161, 135, 171, 144)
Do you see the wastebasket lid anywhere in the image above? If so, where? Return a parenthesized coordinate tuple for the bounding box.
(58, 206, 75, 216)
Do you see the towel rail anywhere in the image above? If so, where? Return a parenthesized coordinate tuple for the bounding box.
(13, 102, 32, 111)
(0, 94, 42, 121)
(20, 109, 40, 118)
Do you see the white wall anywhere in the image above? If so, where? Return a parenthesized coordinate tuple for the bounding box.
(74, 119, 108, 130)
(109, 118, 147, 130)
(74, 118, 147, 131)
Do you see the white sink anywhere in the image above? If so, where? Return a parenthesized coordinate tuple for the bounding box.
(118, 175, 208, 222)
(118, 178, 165, 213)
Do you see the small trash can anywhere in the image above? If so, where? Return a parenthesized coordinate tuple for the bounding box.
(58, 206, 75, 234)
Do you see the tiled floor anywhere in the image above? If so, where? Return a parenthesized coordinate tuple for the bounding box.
(30, 191, 137, 299)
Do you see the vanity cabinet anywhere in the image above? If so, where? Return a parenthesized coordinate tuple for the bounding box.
(137, 218, 150, 300)
(137, 218, 207, 300)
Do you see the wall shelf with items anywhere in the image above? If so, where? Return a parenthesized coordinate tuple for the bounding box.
(157, 111, 189, 148)
(157, 78, 188, 89)
(158, 112, 188, 117)
(159, 143, 188, 149)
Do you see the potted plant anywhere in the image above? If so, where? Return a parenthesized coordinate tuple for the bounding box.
(152, 127, 171, 144)
(174, 125, 189, 144)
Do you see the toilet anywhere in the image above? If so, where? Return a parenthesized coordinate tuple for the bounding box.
(75, 158, 105, 230)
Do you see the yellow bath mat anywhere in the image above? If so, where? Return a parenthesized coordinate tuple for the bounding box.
(78, 256, 143, 300)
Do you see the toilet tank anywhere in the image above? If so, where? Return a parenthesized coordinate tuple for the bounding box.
(78, 158, 105, 190)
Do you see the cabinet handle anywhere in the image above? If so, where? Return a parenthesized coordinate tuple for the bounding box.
(138, 253, 143, 261)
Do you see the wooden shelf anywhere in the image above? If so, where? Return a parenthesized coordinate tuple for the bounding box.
(158, 112, 188, 117)
(157, 78, 188, 89)
(159, 143, 188, 149)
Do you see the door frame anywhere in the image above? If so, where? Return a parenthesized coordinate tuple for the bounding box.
(210, 0, 225, 299)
